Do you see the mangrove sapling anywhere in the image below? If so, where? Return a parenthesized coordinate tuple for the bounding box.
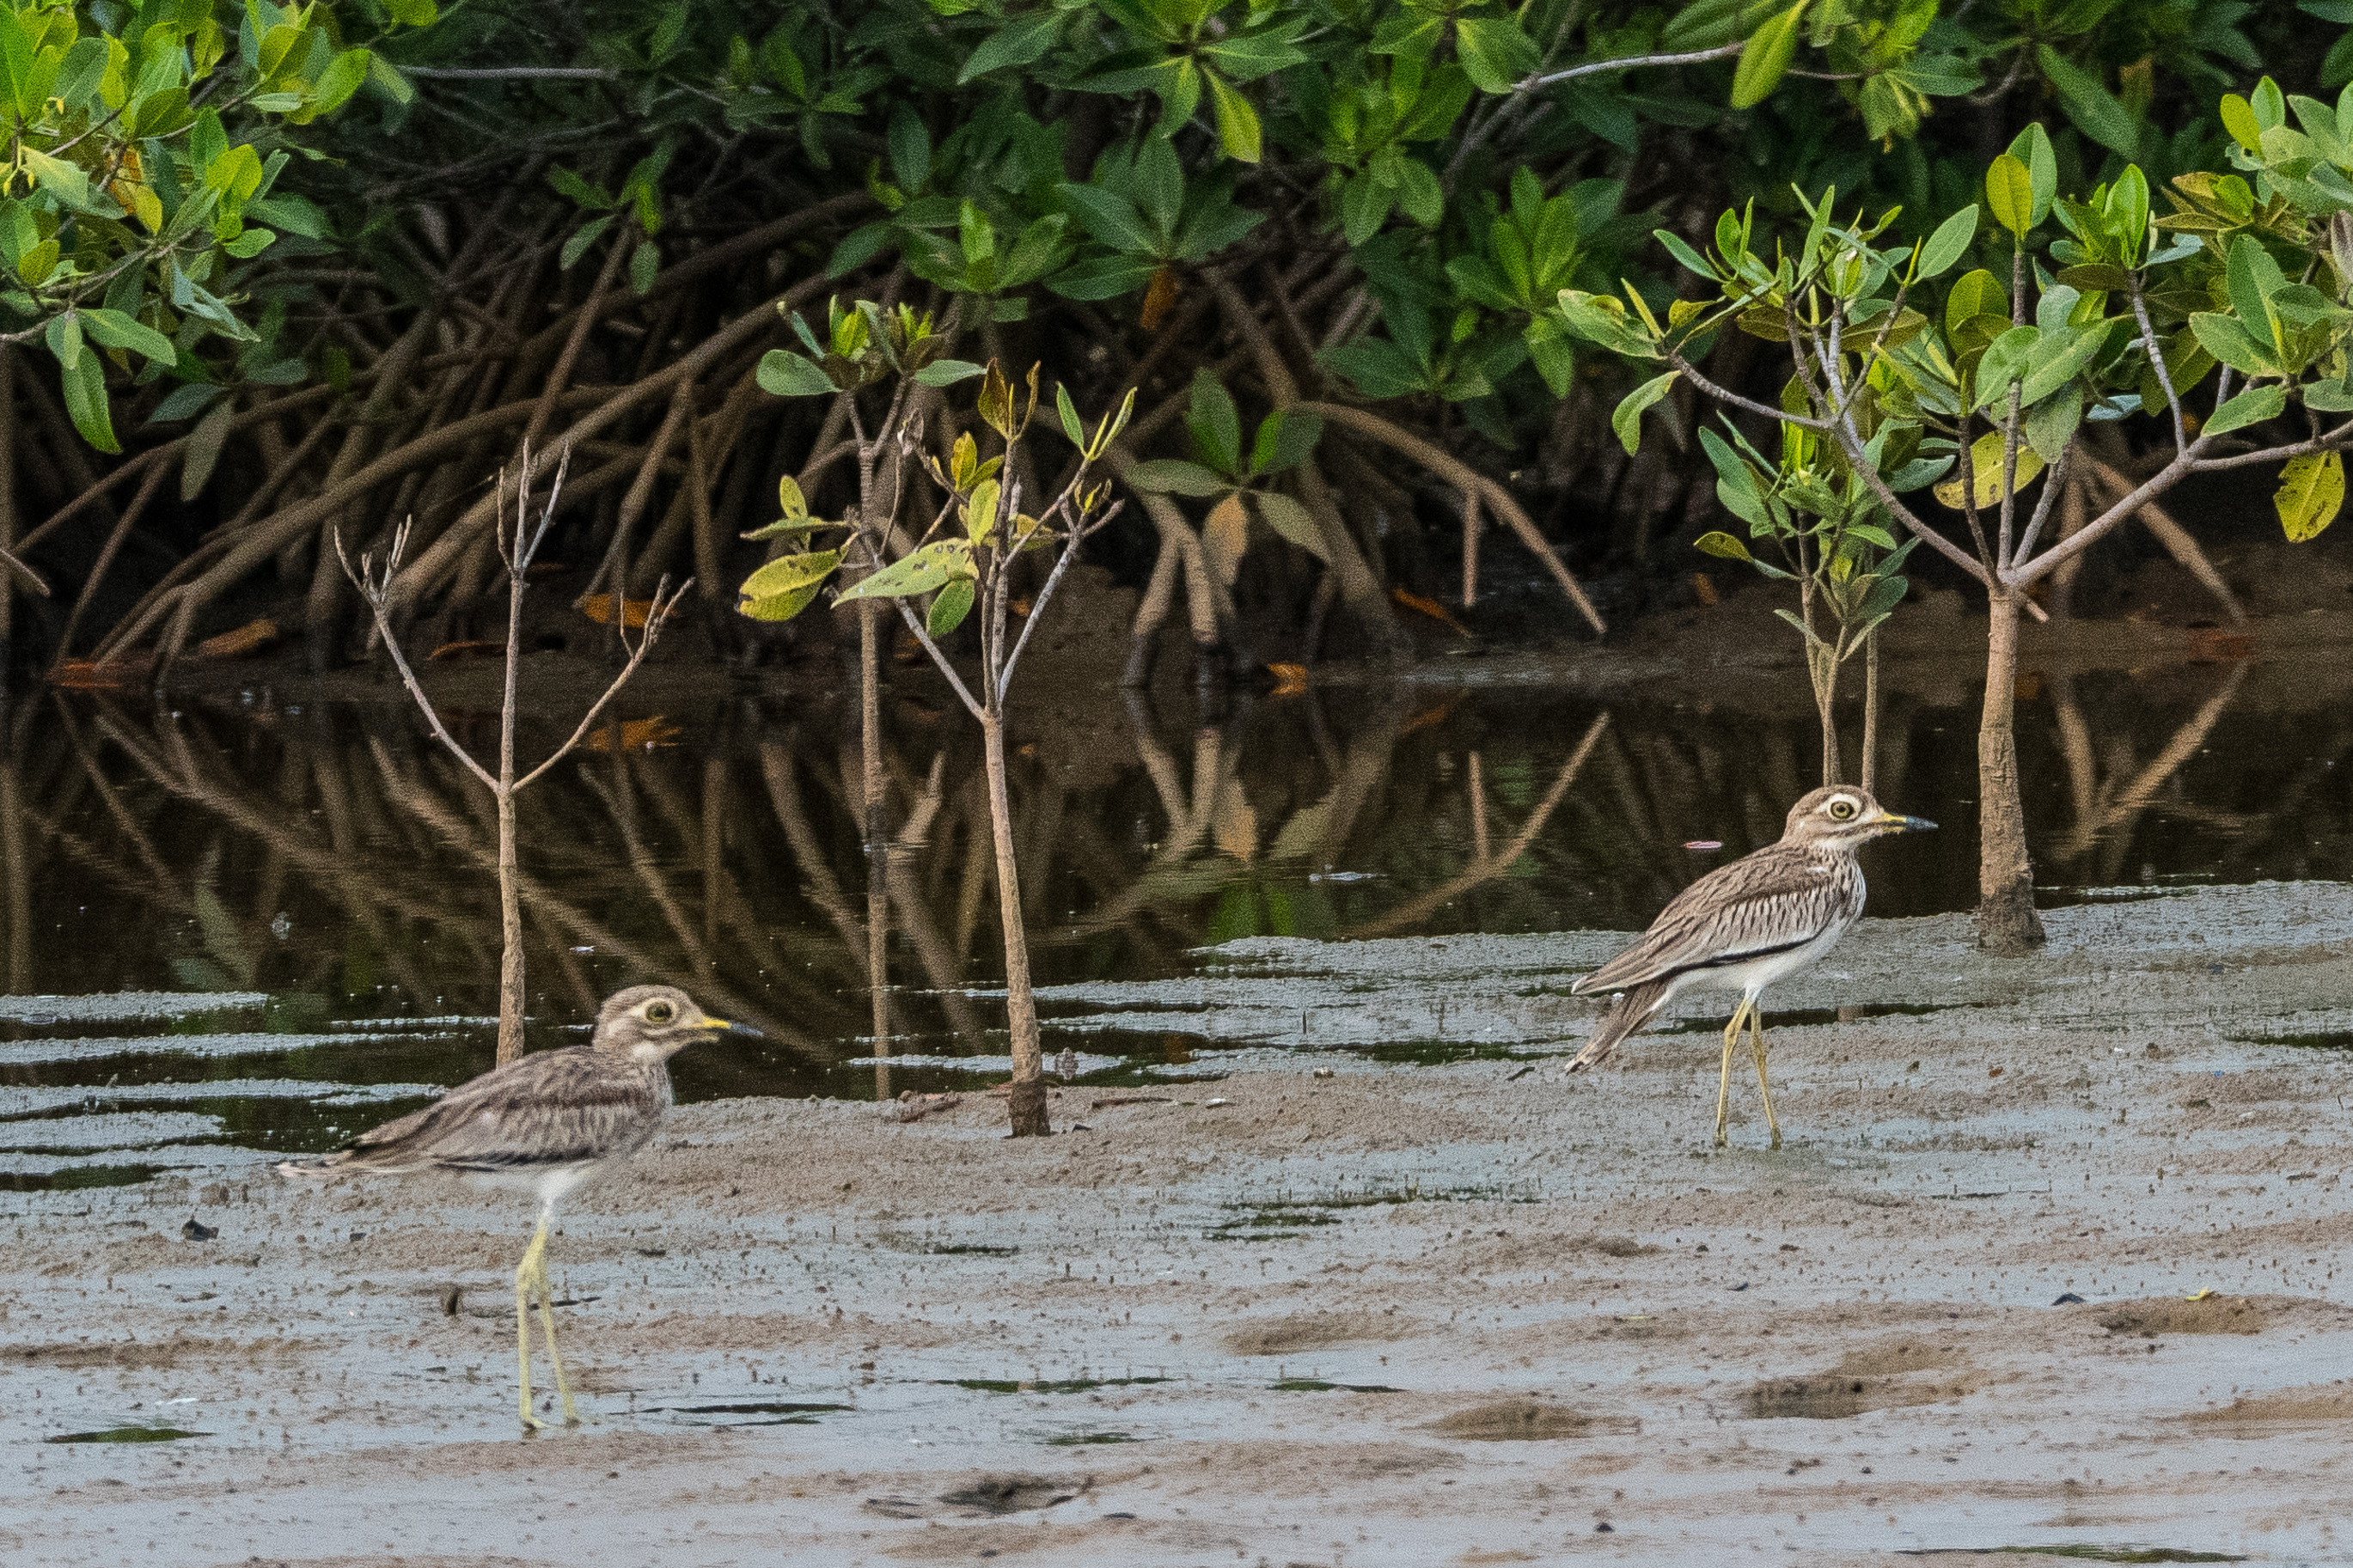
(1566, 99, 2353, 953)
(338, 447, 690, 1063)
(737, 302, 1132, 1136)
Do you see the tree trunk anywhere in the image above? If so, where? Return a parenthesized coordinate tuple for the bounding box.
(495, 542, 528, 1064)
(981, 708, 1049, 1136)
(860, 601, 891, 1101)
(1860, 627, 1880, 795)
(497, 785, 525, 1063)
(1975, 589, 2044, 954)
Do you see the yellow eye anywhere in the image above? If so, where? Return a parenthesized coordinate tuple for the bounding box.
(1828, 797, 1858, 821)
(645, 1000, 676, 1024)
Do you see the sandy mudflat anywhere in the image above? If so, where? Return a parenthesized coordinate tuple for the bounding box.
(6, 884, 2353, 1565)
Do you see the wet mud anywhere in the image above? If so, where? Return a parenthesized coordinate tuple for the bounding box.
(3, 884, 2352, 1564)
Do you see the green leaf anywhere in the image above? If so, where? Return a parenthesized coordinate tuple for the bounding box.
(149, 381, 225, 423)
(1917, 205, 1979, 280)
(739, 549, 841, 601)
(1454, 17, 1539, 94)
(1251, 409, 1320, 475)
(1731, 2, 1808, 111)
(2221, 92, 2263, 154)
(79, 308, 175, 364)
(958, 14, 1059, 85)
(834, 539, 973, 603)
(180, 397, 235, 502)
(1056, 383, 1085, 447)
(1611, 370, 1679, 455)
(1933, 431, 2044, 509)
(45, 314, 80, 373)
(1203, 70, 1261, 162)
(559, 216, 612, 271)
(2036, 46, 2138, 158)
(2188, 312, 2283, 377)
(0, 9, 36, 122)
(756, 350, 840, 399)
(2226, 235, 2287, 355)
(1693, 530, 1753, 562)
(2023, 391, 2083, 464)
(1945, 268, 2006, 336)
(21, 149, 93, 211)
(927, 577, 975, 637)
(312, 47, 372, 114)
(1124, 458, 1226, 497)
(1986, 154, 2035, 240)
(1188, 372, 1241, 475)
(2005, 124, 2057, 227)
(964, 477, 1001, 543)
(386, 0, 437, 23)
(2277, 450, 2345, 541)
(1251, 491, 1329, 561)
(2203, 382, 2287, 436)
(629, 241, 659, 296)
(59, 348, 117, 453)
(914, 358, 985, 387)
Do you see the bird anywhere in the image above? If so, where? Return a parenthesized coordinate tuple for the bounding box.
(1567, 785, 1934, 1150)
(278, 985, 749, 1431)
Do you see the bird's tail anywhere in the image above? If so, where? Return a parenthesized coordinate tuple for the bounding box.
(1567, 979, 1672, 1073)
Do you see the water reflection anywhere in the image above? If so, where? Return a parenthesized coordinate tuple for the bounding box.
(0, 649, 2343, 1179)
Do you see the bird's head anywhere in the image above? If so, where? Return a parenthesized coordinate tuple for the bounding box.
(593, 985, 749, 1063)
(1782, 785, 1936, 851)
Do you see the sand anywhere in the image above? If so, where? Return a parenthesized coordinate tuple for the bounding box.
(5, 882, 2353, 1565)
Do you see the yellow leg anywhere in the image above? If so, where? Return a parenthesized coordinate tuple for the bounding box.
(1714, 998, 1752, 1148)
(529, 1242, 580, 1426)
(1749, 1006, 1782, 1150)
(515, 1218, 549, 1432)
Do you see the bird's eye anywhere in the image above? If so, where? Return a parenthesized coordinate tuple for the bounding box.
(1827, 797, 1858, 821)
(645, 1000, 675, 1024)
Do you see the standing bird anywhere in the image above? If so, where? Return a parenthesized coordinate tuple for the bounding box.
(1568, 786, 1934, 1150)
(279, 985, 748, 1430)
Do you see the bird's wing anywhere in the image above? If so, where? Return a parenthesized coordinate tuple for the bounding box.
(333, 1046, 664, 1174)
(1573, 851, 1854, 994)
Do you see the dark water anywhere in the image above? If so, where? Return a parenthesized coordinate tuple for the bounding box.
(0, 649, 2341, 1184)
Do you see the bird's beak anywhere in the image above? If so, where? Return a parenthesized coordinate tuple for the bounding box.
(1874, 811, 1936, 833)
(700, 1015, 764, 1039)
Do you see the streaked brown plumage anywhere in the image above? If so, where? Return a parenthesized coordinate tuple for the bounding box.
(279, 985, 745, 1430)
(1568, 786, 1934, 1148)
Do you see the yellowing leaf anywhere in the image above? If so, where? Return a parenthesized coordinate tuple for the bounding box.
(1986, 153, 2035, 240)
(2277, 450, 2344, 543)
(193, 617, 278, 660)
(1203, 491, 1248, 585)
(578, 593, 660, 628)
(1933, 431, 2045, 509)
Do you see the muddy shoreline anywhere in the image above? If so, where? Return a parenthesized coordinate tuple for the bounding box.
(3, 883, 2350, 1564)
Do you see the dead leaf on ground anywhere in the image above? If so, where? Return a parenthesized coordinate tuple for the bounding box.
(1266, 662, 1309, 697)
(193, 617, 278, 660)
(427, 639, 506, 661)
(578, 593, 657, 628)
(584, 716, 682, 752)
(51, 656, 152, 689)
(1391, 587, 1473, 638)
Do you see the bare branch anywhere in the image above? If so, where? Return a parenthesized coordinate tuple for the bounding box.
(999, 499, 1125, 700)
(513, 576, 695, 790)
(2130, 279, 2187, 458)
(333, 522, 499, 794)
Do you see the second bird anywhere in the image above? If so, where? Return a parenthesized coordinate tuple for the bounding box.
(1568, 785, 1934, 1149)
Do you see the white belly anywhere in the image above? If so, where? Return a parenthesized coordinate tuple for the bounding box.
(1669, 915, 1854, 1005)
